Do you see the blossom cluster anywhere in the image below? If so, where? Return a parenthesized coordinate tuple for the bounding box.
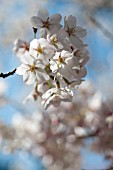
(14, 8, 89, 109)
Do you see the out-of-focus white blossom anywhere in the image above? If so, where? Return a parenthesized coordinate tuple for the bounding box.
(13, 39, 29, 57)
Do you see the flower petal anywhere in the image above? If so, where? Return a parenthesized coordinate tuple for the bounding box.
(65, 15, 76, 28)
(16, 64, 28, 75)
(38, 8, 49, 22)
(49, 14, 62, 24)
(75, 26, 87, 38)
(31, 16, 43, 28)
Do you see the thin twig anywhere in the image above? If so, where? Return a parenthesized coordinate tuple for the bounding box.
(0, 68, 16, 78)
(87, 15, 113, 41)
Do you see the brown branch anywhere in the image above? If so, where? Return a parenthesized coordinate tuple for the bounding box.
(0, 68, 16, 78)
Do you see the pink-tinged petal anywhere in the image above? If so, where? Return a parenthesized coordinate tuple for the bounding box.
(66, 15, 76, 28)
(31, 16, 43, 28)
(75, 26, 87, 38)
(49, 14, 62, 24)
(16, 64, 28, 75)
(38, 8, 49, 22)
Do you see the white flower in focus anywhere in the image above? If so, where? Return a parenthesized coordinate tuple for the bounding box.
(31, 8, 62, 36)
(30, 38, 55, 65)
(16, 52, 49, 85)
(47, 34, 64, 50)
(13, 39, 29, 57)
(50, 50, 73, 73)
(42, 87, 73, 109)
(63, 15, 87, 48)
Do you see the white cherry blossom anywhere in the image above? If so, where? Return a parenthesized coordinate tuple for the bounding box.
(30, 38, 55, 65)
(31, 8, 62, 37)
(47, 34, 64, 51)
(50, 50, 75, 72)
(63, 15, 87, 48)
(16, 52, 49, 85)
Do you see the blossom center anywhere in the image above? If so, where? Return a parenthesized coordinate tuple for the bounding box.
(67, 28, 75, 36)
(29, 64, 36, 72)
(36, 44, 44, 54)
(43, 20, 50, 29)
(51, 36, 58, 45)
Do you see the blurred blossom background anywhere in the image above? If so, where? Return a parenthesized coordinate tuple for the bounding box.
(0, 0, 113, 169)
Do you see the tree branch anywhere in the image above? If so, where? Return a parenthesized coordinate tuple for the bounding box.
(0, 68, 16, 78)
(87, 15, 113, 41)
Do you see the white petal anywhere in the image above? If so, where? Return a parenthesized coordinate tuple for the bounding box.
(31, 16, 43, 28)
(53, 51, 60, 59)
(79, 67, 87, 78)
(66, 15, 76, 28)
(16, 64, 28, 75)
(61, 50, 71, 59)
(75, 26, 87, 38)
(38, 8, 49, 22)
(21, 53, 34, 65)
(30, 39, 39, 49)
(70, 36, 83, 48)
(49, 24, 62, 34)
(25, 72, 36, 85)
(66, 55, 79, 67)
(49, 14, 62, 23)
(36, 69, 50, 81)
(50, 60, 58, 73)
(38, 38, 49, 47)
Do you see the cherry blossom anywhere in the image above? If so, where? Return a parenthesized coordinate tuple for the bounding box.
(30, 38, 55, 65)
(13, 39, 29, 57)
(63, 15, 87, 48)
(31, 8, 62, 37)
(16, 52, 49, 85)
(15, 8, 89, 109)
